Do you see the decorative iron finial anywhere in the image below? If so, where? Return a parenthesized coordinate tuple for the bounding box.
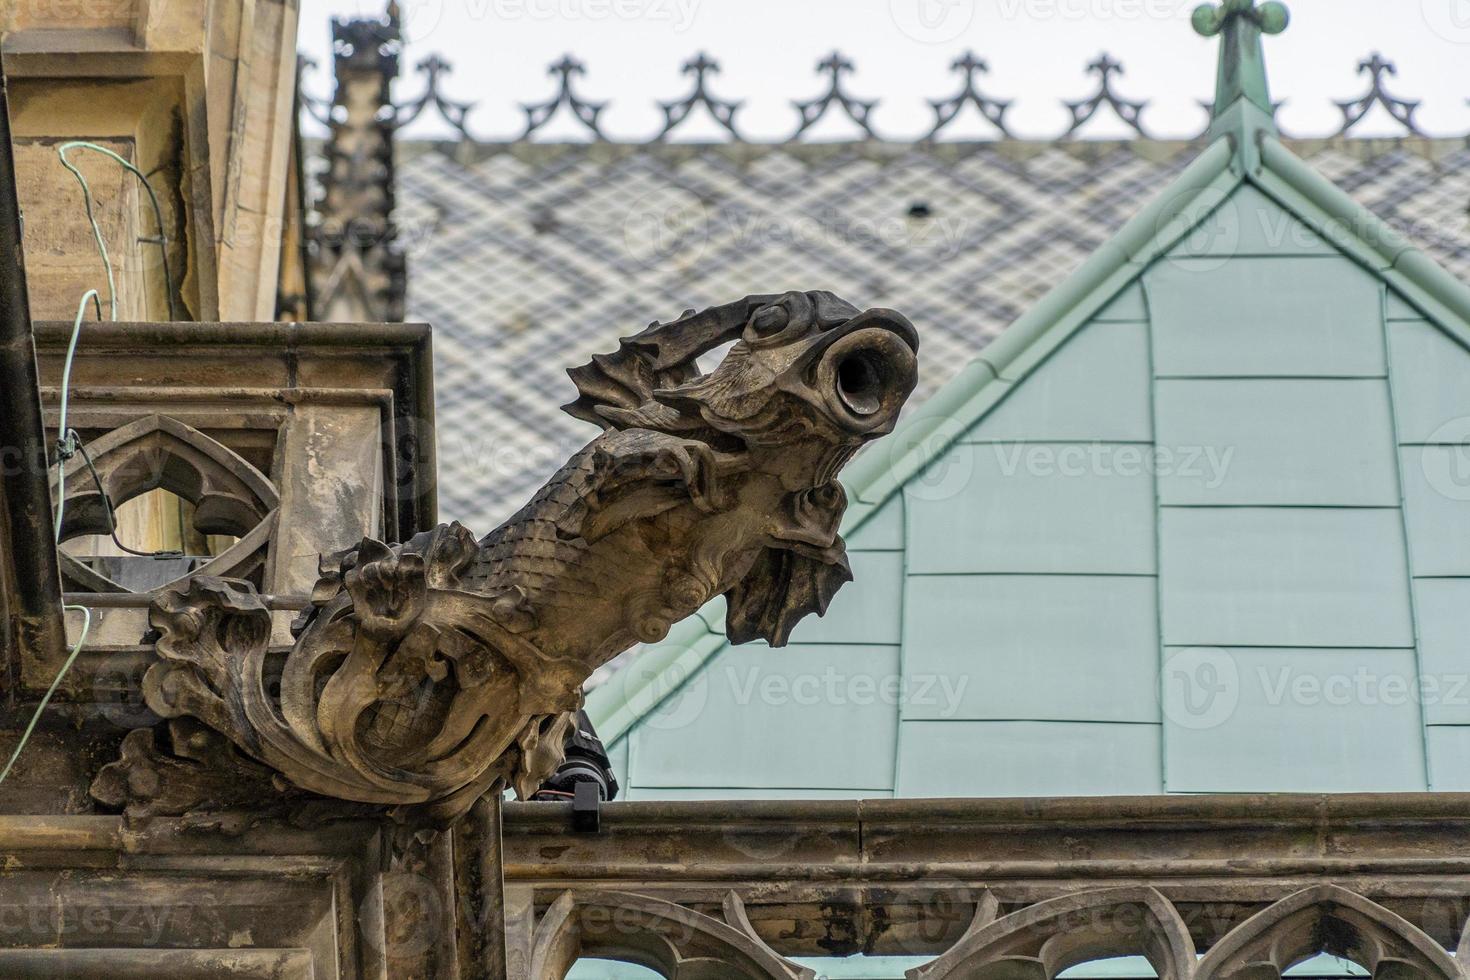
(521, 55, 608, 140)
(656, 53, 743, 141)
(1193, 0, 1288, 135)
(1191, 0, 1288, 36)
(1333, 53, 1424, 137)
(925, 51, 1013, 140)
(394, 55, 476, 139)
(1062, 54, 1148, 138)
(790, 52, 879, 141)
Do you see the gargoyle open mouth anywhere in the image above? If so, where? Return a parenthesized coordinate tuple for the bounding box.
(812, 309, 919, 434)
(562, 291, 920, 448)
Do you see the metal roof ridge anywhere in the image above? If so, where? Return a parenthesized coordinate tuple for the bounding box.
(837, 136, 1239, 528)
(1254, 135, 1470, 332)
(1194, 0, 1290, 147)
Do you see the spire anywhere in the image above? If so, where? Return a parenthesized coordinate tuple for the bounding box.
(1193, 0, 1289, 143)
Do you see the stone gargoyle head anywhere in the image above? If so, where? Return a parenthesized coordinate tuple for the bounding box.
(568, 290, 918, 477)
(94, 291, 919, 825)
(561, 290, 919, 646)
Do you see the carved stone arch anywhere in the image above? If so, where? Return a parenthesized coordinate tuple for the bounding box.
(529, 890, 814, 979)
(1195, 885, 1460, 980)
(51, 414, 279, 592)
(909, 886, 1196, 980)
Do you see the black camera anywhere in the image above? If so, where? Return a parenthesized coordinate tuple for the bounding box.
(531, 710, 620, 803)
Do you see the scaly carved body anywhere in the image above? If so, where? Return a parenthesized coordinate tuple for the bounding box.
(91, 292, 918, 824)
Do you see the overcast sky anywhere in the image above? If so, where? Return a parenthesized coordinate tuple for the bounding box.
(296, 0, 1470, 142)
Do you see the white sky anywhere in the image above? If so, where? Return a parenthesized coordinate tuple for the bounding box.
(296, 0, 1470, 141)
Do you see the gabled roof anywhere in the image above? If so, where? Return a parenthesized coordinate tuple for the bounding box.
(586, 0, 1470, 749)
(392, 134, 1470, 528)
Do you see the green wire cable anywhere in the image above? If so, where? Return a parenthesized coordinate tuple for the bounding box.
(52, 290, 101, 543)
(2, 142, 180, 785)
(56, 140, 177, 321)
(0, 291, 100, 785)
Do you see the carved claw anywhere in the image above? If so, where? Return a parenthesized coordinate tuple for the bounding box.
(90, 719, 283, 820)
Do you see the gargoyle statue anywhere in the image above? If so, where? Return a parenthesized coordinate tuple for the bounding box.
(92, 291, 918, 824)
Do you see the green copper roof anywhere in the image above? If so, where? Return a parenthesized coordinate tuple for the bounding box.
(585, 11, 1470, 806)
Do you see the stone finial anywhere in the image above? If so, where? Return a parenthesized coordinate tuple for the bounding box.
(1193, 0, 1290, 137)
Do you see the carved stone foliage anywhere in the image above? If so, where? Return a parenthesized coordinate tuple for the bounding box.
(52, 414, 278, 593)
(92, 292, 918, 825)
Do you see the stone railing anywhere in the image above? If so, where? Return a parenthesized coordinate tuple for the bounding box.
(3, 790, 1468, 977)
(496, 793, 1470, 978)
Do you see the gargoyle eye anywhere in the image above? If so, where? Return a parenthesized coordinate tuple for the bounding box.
(748, 304, 789, 336)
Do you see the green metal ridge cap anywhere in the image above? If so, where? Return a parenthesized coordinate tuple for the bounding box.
(841, 136, 1237, 524)
(1257, 135, 1470, 330)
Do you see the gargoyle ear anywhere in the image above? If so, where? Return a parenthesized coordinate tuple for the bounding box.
(562, 295, 776, 429)
(724, 545, 853, 648)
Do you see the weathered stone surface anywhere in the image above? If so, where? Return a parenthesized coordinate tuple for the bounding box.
(92, 292, 919, 824)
